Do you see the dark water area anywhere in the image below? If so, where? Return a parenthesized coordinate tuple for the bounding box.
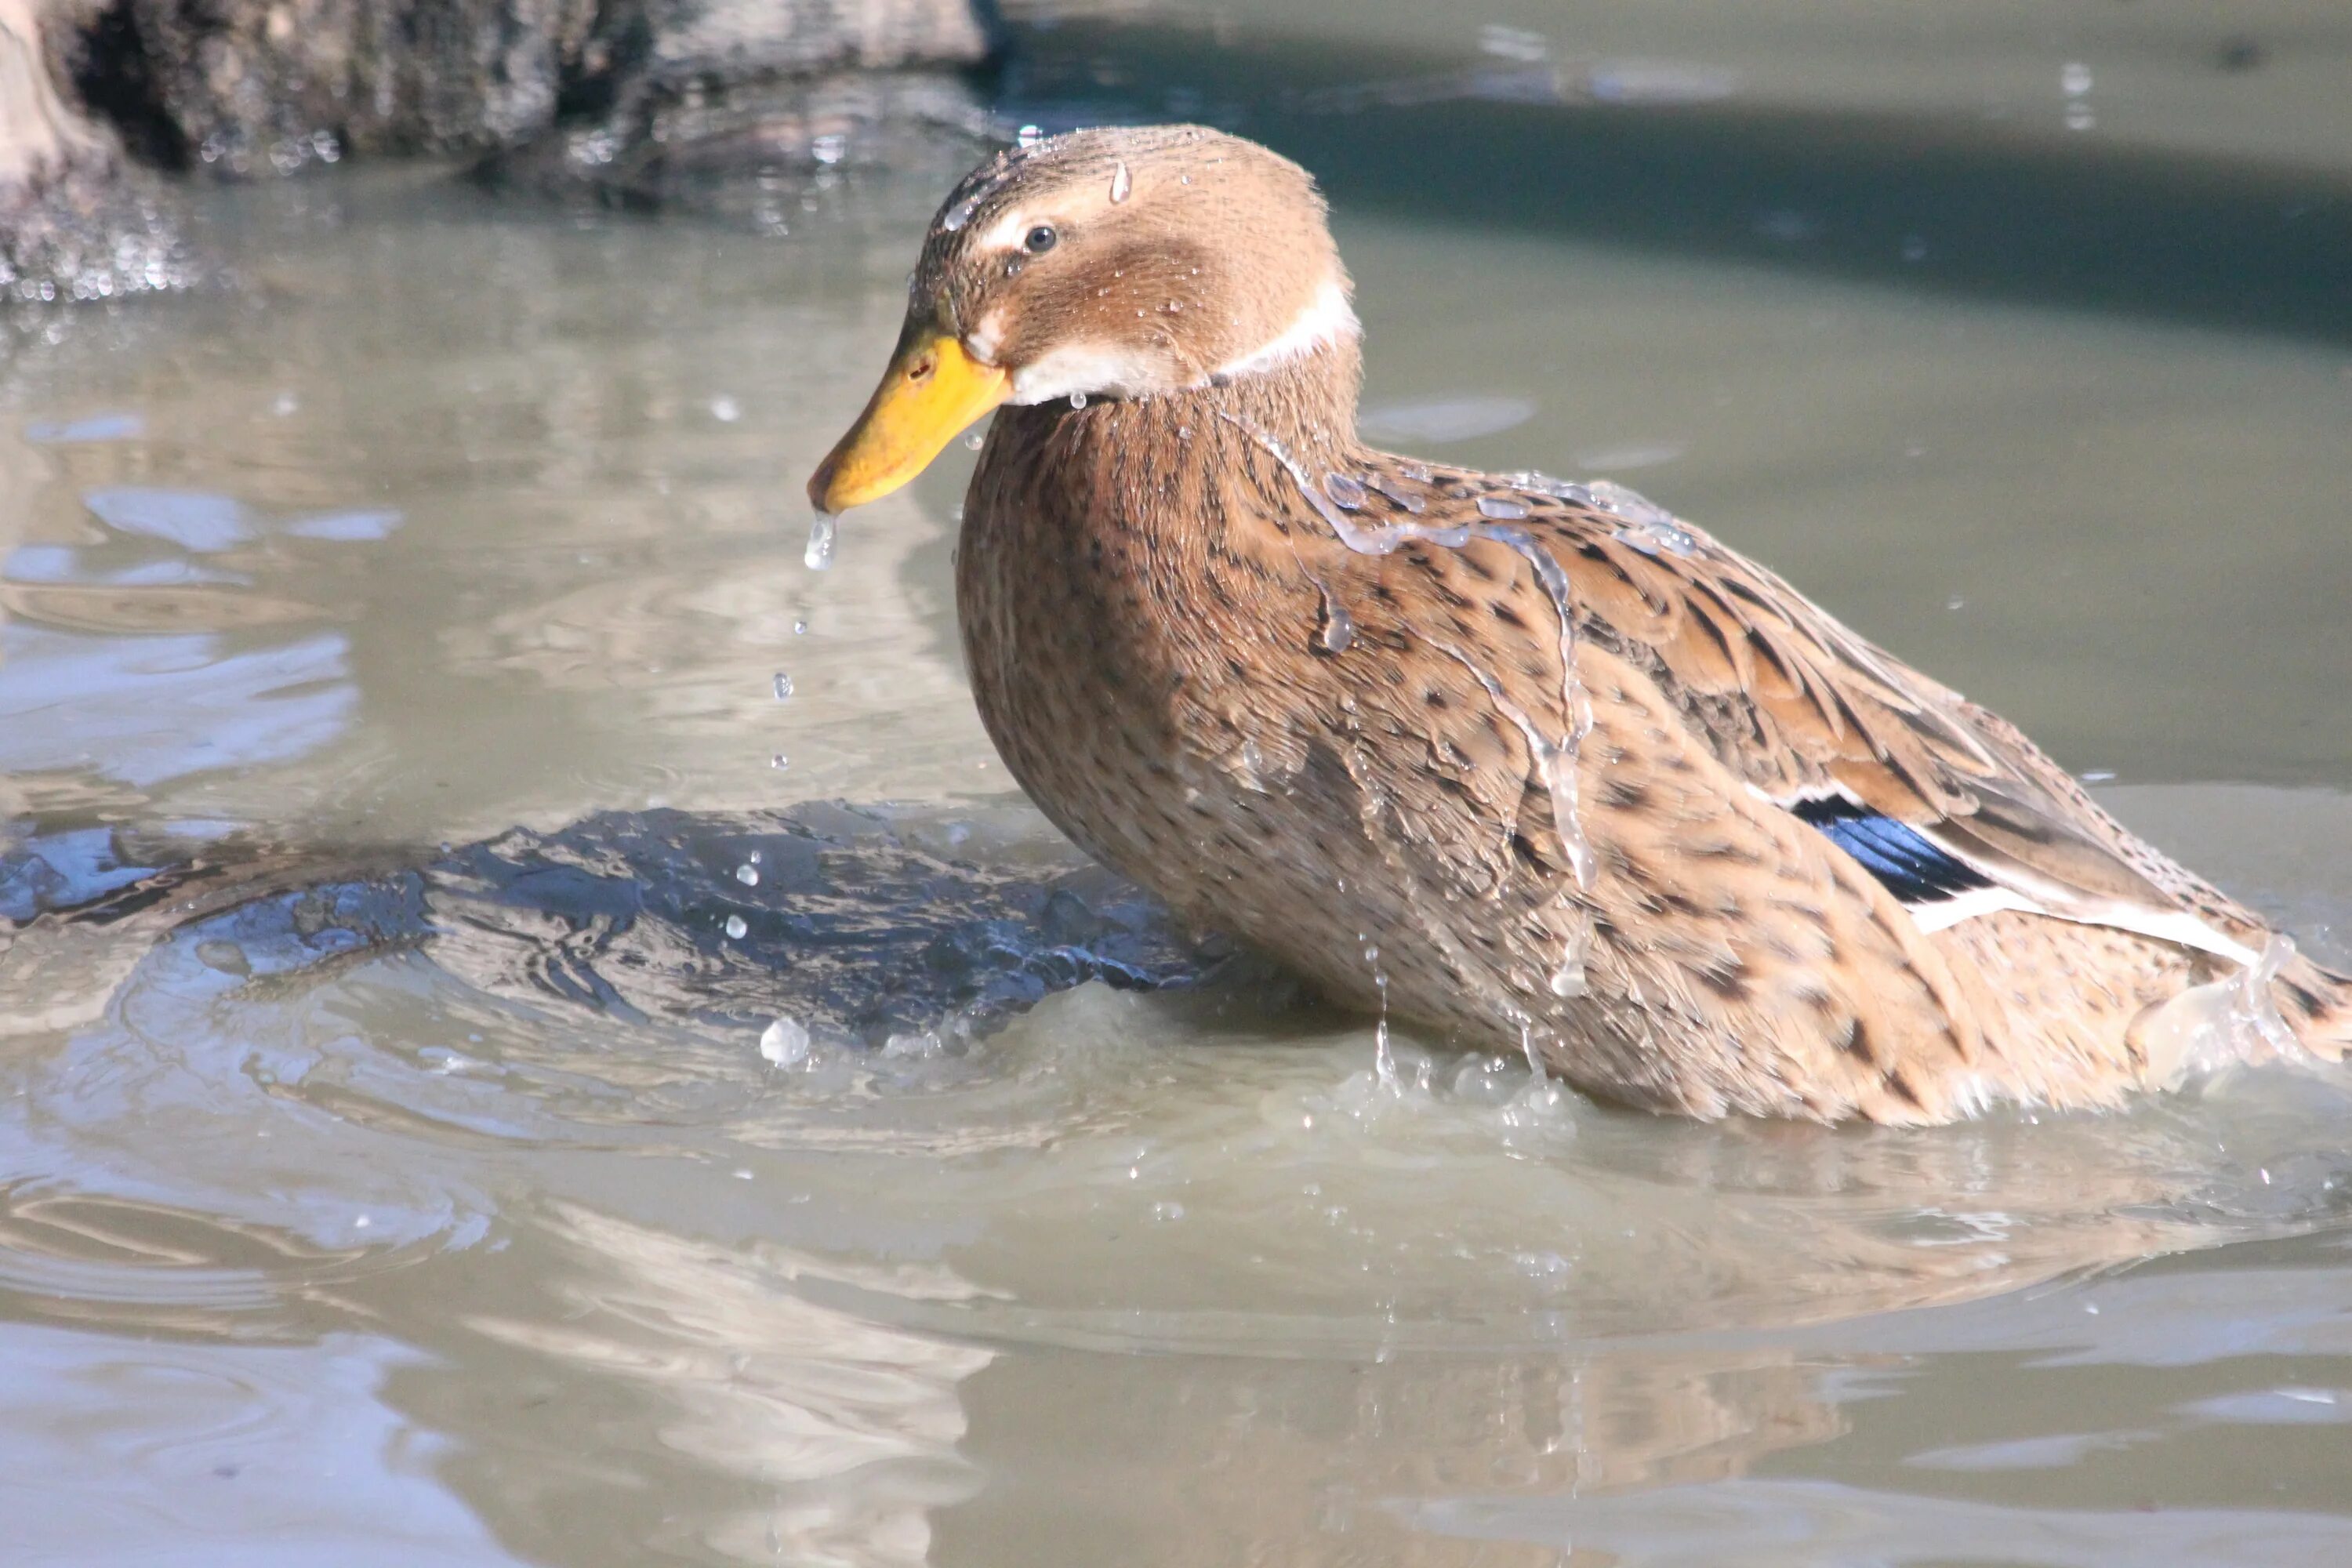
(5, 2, 2352, 1563)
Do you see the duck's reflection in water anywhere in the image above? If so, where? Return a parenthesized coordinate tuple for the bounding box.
(453, 1207, 993, 1566)
(383, 1082, 2350, 1567)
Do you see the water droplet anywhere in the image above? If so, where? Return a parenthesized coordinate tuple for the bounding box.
(271, 391, 299, 417)
(1584, 479, 1674, 524)
(1475, 495, 1529, 520)
(792, 618, 807, 634)
(1946, 595, 1965, 611)
(2065, 101, 2096, 131)
(1900, 234, 1929, 263)
(1323, 472, 1367, 510)
(709, 395, 741, 423)
(735, 862, 760, 887)
(759, 1015, 811, 1066)
(2061, 61, 2093, 96)
(1109, 161, 1132, 203)
(771, 672, 793, 701)
(1068, 391, 1087, 409)
(770, 753, 789, 770)
(965, 431, 984, 450)
(724, 914, 749, 939)
(1316, 583, 1355, 654)
(1150, 1200, 1185, 1221)
(804, 511, 837, 572)
(1367, 473, 1427, 514)
(1613, 514, 1701, 557)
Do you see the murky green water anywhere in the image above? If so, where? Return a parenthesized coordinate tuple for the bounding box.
(5, 4, 2352, 1563)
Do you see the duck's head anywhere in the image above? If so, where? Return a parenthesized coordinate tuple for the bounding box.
(808, 125, 1356, 513)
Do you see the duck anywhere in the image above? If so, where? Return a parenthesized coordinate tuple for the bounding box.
(806, 124, 2351, 1123)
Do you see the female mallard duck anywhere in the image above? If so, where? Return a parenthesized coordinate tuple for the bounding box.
(808, 124, 2350, 1123)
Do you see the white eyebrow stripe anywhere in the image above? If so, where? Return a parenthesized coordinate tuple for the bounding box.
(1212, 278, 1360, 381)
(976, 209, 1034, 252)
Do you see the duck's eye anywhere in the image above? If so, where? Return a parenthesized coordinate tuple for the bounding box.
(1023, 225, 1058, 254)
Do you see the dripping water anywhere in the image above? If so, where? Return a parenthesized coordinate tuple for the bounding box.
(1363, 935, 1397, 1091)
(1316, 583, 1355, 653)
(1218, 412, 1601, 1000)
(804, 511, 837, 572)
(1221, 416, 1595, 877)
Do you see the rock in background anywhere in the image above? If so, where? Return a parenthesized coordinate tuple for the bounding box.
(2, 0, 1000, 300)
(1, 0, 197, 300)
(481, 62, 991, 221)
(69, 0, 1000, 180)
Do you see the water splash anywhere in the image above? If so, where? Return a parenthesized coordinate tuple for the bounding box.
(2136, 935, 2307, 1088)
(1109, 162, 1133, 204)
(757, 1014, 811, 1067)
(804, 512, 837, 572)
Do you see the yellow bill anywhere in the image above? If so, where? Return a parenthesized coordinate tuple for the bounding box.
(806, 330, 1010, 514)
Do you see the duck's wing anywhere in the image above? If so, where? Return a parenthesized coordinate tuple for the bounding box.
(1374, 463, 2270, 964)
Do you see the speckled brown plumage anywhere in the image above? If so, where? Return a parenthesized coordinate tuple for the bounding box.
(828, 125, 2352, 1123)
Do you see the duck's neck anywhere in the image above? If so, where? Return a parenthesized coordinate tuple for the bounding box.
(980, 336, 1366, 507)
(956, 339, 1369, 880)
(1195, 335, 1365, 449)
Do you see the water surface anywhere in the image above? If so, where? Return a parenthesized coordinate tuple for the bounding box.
(5, 5, 2352, 1563)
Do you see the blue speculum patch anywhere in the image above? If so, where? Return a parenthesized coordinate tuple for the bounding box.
(1789, 796, 1994, 907)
